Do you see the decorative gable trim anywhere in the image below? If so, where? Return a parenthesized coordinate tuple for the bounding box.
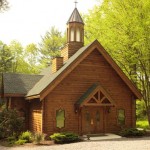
(75, 83, 116, 107)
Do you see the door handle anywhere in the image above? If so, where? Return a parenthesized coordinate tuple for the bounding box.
(91, 119, 94, 125)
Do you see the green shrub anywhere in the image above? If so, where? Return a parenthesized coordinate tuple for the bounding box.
(15, 139, 27, 145)
(120, 128, 146, 137)
(7, 136, 16, 142)
(19, 131, 33, 143)
(50, 132, 80, 144)
(33, 132, 45, 144)
(7, 136, 17, 145)
(0, 108, 24, 138)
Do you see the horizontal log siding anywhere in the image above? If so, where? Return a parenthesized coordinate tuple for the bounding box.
(44, 49, 135, 135)
(29, 100, 42, 133)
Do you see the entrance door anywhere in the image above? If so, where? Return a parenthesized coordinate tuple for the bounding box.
(82, 107, 104, 134)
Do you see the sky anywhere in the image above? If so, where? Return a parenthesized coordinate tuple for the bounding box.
(0, 0, 99, 46)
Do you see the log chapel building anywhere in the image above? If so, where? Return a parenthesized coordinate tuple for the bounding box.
(0, 7, 142, 135)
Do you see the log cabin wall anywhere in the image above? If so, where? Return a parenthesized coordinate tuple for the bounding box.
(29, 99, 42, 133)
(43, 48, 135, 135)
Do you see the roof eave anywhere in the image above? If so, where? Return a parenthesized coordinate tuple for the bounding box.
(25, 94, 40, 100)
(3, 93, 25, 97)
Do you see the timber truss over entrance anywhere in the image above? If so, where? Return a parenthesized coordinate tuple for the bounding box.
(75, 83, 116, 107)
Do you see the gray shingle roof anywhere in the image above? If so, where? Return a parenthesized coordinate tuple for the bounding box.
(3, 73, 43, 95)
(67, 8, 84, 24)
(75, 83, 99, 106)
(27, 39, 142, 99)
(40, 66, 52, 75)
(27, 42, 93, 97)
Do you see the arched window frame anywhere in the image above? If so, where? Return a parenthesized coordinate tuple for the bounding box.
(117, 109, 125, 126)
(56, 109, 65, 128)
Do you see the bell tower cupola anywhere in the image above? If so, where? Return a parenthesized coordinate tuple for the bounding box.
(61, 2, 84, 62)
(67, 7, 84, 43)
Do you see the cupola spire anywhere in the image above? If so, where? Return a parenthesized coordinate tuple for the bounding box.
(74, 0, 78, 8)
(61, 2, 84, 62)
(67, 7, 84, 25)
(66, 2, 84, 43)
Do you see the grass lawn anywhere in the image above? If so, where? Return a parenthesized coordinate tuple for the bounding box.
(136, 120, 150, 129)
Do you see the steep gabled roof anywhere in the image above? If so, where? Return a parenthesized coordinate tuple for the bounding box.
(3, 73, 43, 96)
(67, 8, 84, 24)
(40, 66, 52, 75)
(27, 40, 142, 100)
(26, 43, 91, 98)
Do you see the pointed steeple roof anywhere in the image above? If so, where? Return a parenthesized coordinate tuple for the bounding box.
(67, 8, 84, 24)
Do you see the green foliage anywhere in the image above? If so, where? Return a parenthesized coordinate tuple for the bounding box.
(0, 40, 41, 74)
(33, 132, 45, 144)
(39, 26, 66, 66)
(7, 135, 17, 145)
(0, 41, 13, 73)
(15, 139, 27, 145)
(136, 120, 150, 129)
(84, 0, 150, 124)
(24, 43, 41, 74)
(0, 108, 24, 139)
(19, 131, 33, 143)
(50, 132, 80, 144)
(120, 128, 146, 137)
(136, 100, 147, 119)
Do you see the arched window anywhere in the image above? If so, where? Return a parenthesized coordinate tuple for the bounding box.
(118, 109, 125, 125)
(76, 28, 80, 42)
(70, 28, 74, 41)
(56, 109, 65, 128)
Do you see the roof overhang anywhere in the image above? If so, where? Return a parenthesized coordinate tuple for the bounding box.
(3, 93, 25, 97)
(26, 40, 142, 100)
(25, 94, 40, 100)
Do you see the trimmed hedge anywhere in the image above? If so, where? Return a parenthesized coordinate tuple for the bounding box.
(50, 132, 80, 144)
(120, 128, 146, 137)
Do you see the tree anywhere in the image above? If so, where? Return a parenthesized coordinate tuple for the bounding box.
(9, 40, 24, 73)
(84, 0, 150, 123)
(0, 40, 41, 74)
(39, 26, 66, 66)
(0, 41, 13, 73)
(0, 0, 9, 12)
(8, 41, 40, 74)
(24, 43, 41, 74)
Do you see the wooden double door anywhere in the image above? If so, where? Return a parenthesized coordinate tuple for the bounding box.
(82, 107, 104, 134)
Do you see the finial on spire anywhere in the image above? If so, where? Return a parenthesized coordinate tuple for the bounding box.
(74, 0, 78, 8)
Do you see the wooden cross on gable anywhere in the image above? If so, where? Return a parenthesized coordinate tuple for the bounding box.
(74, 0, 78, 8)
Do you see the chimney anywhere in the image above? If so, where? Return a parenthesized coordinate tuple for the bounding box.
(52, 57, 63, 73)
